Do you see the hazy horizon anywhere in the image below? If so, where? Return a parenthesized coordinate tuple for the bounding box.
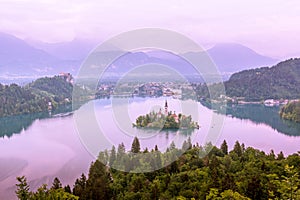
(1, 0, 300, 59)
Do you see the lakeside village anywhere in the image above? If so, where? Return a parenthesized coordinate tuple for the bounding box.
(132, 100, 200, 129)
(96, 82, 184, 99)
(51, 73, 297, 108)
(95, 82, 297, 106)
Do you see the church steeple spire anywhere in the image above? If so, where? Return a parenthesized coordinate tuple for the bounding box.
(165, 100, 168, 115)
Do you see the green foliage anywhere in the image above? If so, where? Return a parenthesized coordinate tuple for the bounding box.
(278, 165, 300, 200)
(15, 177, 78, 200)
(232, 141, 242, 157)
(0, 83, 47, 117)
(72, 174, 87, 199)
(29, 76, 73, 101)
(15, 176, 30, 200)
(31, 187, 79, 200)
(51, 177, 62, 190)
(85, 160, 111, 200)
(221, 140, 228, 155)
(0, 75, 74, 117)
(131, 137, 141, 153)
(280, 100, 300, 123)
(109, 145, 116, 167)
(18, 139, 300, 200)
(206, 188, 250, 200)
(195, 58, 300, 101)
(133, 110, 199, 129)
(226, 58, 300, 101)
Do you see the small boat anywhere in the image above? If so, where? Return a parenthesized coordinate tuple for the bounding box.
(52, 112, 74, 118)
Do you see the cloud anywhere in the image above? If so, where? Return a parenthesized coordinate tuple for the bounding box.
(0, 0, 300, 58)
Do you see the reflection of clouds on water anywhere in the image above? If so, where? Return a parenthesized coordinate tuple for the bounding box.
(0, 157, 28, 182)
(0, 105, 72, 138)
(94, 97, 203, 151)
(0, 115, 93, 200)
(1, 98, 300, 198)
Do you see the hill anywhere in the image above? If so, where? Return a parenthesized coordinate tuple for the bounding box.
(225, 58, 300, 101)
(29, 75, 73, 102)
(27, 38, 95, 60)
(0, 32, 80, 80)
(0, 75, 73, 117)
(183, 43, 277, 80)
(207, 43, 277, 72)
(0, 33, 280, 83)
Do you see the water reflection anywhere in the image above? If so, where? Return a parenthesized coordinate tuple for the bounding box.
(0, 105, 72, 138)
(3, 99, 300, 139)
(200, 101, 300, 136)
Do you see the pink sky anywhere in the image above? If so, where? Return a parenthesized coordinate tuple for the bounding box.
(0, 0, 300, 59)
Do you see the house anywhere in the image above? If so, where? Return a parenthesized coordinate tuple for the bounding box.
(171, 111, 179, 123)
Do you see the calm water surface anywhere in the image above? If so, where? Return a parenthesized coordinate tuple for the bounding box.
(0, 97, 299, 199)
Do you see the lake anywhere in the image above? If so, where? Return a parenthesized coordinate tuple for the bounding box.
(0, 97, 300, 199)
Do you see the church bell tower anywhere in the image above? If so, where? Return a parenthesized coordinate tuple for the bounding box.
(165, 100, 168, 115)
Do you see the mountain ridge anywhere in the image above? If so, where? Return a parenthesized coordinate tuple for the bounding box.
(0, 32, 80, 80)
(207, 43, 278, 72)
(0, 32, 284, 83)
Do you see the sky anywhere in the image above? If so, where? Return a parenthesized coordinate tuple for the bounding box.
(0, 0, 300, 59)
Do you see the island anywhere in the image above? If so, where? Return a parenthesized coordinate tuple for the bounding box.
(133, 100, 199, 129)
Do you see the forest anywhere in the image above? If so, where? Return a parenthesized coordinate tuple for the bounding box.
(280, 101, 300, 123)
(195, 58, 300, 101)
(16, 138, 300, 200)
(0, 75, 73, 117)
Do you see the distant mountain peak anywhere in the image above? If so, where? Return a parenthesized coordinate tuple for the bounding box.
(210, 43, 266, 56)
(207, 43, 278, 73)
(0, 32, 79, 80)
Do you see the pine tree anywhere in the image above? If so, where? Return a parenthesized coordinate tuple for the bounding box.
(64, 185, 72, 194)
(131, 137, 141, 153)
(85, 160, 111, 200)
(15, 176, 30, 200)
(51, 177, 62, 190)
(277, 151, 285, 160)
(109, 145, 116, 167)
(170, 141, 176, 150)
(187, 137, 192, 150)
(233, 141, 242, 157)
(182, 140, 188, 151)
(221, 140, 228, 155)
(117, 142, 126, 159)
(73, 173, 87, 198)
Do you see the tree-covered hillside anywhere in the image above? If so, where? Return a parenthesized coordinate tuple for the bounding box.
(195, 58, 300, 101)
(29, 76, 73, 103)
(0, 75, 73, 117)
(17, 138, 300, 200)
(225, 58, 300, 101)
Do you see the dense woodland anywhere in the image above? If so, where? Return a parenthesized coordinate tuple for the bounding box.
(16, 138, 300, 200)
(280, 101, 300, 123)
(195, 58, 300, 101)
(0, 76, 73, 117)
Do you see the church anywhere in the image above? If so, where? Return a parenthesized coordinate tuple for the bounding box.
(157, 100, 179, 123)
